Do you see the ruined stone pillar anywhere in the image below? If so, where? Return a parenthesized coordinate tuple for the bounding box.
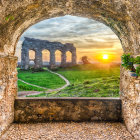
(50, 50, 55, 66)
(21, 48, 29, 70)
(34, 50, 42, 69)
(72, 49, 76, 65)
(0, 55, 17, 137)
(61, 51, 66, 65)
(120, 63, 140, 140)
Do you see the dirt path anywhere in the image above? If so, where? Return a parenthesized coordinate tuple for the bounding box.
(18, 79, 49, 90)
(18, 91, 43, 97)
(18, 69, 70, 97)
(47, 69, 70, 90)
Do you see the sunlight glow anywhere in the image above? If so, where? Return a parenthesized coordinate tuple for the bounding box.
(103, 54, 109, 60)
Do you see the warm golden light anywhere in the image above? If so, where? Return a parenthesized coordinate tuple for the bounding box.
(103, 54, 109, 60)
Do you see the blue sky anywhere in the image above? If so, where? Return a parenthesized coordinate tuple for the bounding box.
(16, 15, 123, 62)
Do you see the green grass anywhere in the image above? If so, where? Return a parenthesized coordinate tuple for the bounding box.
(51, 76, 120, 97)
(18, 80, 44, 91)
(25, 64, 121, 97)
(18, 69, 66, 90)
(27, 92, 47, 97)
(57, 64, 120, 84)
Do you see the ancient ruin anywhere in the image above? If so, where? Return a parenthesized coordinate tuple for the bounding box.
(0, 0, 139, 139)
(21, 37, 77, 69)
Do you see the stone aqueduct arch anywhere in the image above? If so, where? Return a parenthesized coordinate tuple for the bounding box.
(21, 37, 77, 69)
(0, 0, 139, 139)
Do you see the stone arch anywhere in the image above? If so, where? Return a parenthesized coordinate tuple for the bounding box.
(0, 1, 139, 139)
(0, 2, 139, 56)
(55, 50, 62, 65)
(42, 49, 50, 67)
(20, 37, 76, 68)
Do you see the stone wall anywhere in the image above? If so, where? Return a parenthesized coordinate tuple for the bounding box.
(0, 55, 17, 137)
(21, 37, 77, 69)
(14, 97, 122, 123)
(120, 67, 140, 140)
(0, 0, 139, 139)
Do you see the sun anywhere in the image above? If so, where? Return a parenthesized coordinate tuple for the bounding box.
(102, 54, 109, 60)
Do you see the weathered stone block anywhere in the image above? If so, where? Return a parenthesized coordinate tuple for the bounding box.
(14, 97, 122, 123)
(0, 0, 139, 139)
(120, 67, 140, 140)
(0, 55, 17, 137)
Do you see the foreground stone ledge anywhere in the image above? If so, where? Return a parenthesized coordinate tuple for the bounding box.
(14, 97, 122, 123)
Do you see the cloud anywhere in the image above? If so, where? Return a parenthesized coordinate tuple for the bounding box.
(17, 15, 122, 62)
(21, 15, 117, 40)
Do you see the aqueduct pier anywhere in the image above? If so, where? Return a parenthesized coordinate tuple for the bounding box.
(21, 37, 77, 69)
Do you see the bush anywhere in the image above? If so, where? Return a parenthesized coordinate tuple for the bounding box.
(31, 68, 44, 72)
(136, 66, 140, 76)
(134, 56, 140, 64)
(121, 54, 133, 70)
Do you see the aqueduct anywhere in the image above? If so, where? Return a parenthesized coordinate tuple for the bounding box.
(21, 37, 77, 69)
(0, 0, 140, 139)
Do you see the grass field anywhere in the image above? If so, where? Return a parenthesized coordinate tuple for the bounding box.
(18, 64, 121, 97)
(18, 80, 43, 91)
(54, 64, 120, 97)
(18, 69, 66, 90)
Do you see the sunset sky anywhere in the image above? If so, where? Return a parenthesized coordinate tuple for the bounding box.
(16, 15, 123, 63)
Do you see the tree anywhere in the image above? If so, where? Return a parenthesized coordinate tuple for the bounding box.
(81, 56, 90, 64)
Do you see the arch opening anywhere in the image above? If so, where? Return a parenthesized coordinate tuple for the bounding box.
(15, 15, 124, 99)
(29, 50, 36, 67)
(55, 50, 62, 66)
(42, 49, 50, 67)
(66, 51, 72, 63)
(0, 1, 139, 138)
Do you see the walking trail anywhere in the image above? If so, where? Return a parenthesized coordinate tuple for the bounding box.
(18, 69, 70, 97)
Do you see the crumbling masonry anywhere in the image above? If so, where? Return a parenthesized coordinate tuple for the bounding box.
(21, 37, 77, 69)
(0, 0, 139, 139)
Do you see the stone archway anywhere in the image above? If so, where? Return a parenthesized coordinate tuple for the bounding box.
(0, 0, 139, 139)
(20, 37, 76, 69)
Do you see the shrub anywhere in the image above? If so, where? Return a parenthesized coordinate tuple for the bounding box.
(121, 54, 133, 70)
(134, 56, 140, 64)
(136, 66, 140, 76)
(31, 68, 44, 72)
